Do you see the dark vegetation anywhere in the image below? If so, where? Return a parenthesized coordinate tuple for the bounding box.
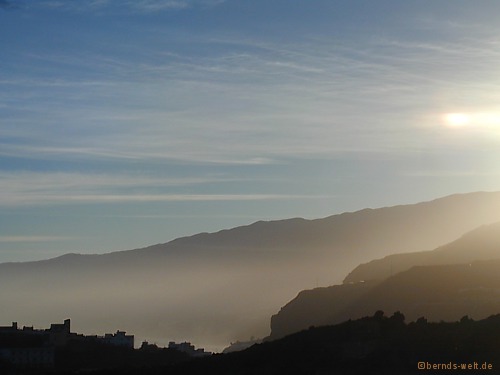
(0, 342, 190, 375)
(161, 312, 500, 375)
(8, 312, 498, 375)
(55, 341, 190, 373)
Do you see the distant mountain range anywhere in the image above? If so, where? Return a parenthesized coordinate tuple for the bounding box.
(2, 191, 500, 351)
(270, 220, 500, 340)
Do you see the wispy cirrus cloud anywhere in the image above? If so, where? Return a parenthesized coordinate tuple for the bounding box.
(1, 193, 322, 206)
(0, 171, 324, 207)
(0, 236, 74, 243)
(128, 0, 192, 11)
(34, 0, 226, 13)
(5, 27, 500, 174)
(0, 171, 232, 189)
(403, 170, 500, 178)
(0, 37, 444, 165)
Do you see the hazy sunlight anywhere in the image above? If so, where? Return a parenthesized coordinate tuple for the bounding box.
(444, 113, 470, 127)
(443, 112, 500, 129)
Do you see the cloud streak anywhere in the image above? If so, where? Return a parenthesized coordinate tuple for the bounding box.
(1, 36, 459, 165)
(0, 191, 325, 207)
(0, 171, 326, 207)
(0, 236, 74, 243)
(5, 29, 500, 168)
(34, 0, 225, 13)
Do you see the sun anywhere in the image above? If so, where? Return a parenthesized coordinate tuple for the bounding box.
(442, 111, 500, 130)
(444, 113, 471, 127)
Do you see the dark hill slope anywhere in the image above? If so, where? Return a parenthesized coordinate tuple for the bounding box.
(125, 313, 500, 375)
(345, 221, 500, 283)
(271, 258, 500, 339)
(270, 220, 500, 339)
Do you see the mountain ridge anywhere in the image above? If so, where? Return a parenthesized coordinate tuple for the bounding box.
(4, 191, 499, 267)
(2, 191, 500, 351)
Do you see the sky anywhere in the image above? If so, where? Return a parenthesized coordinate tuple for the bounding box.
(2, 0, 500, 262)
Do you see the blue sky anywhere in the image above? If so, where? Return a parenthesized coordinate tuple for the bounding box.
(2, 0, 500, 262)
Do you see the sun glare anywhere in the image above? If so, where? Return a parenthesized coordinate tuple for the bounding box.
(444, 113, 471, 127)
(443, 112, 500, 129)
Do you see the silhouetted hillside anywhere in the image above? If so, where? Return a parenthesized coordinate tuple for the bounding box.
(269, 280, 381, 340)
(270, 258, 500, 340)
(90, 312, 500, 375)
(1, 192, 500, 350)
(345, 220, 500, 283)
